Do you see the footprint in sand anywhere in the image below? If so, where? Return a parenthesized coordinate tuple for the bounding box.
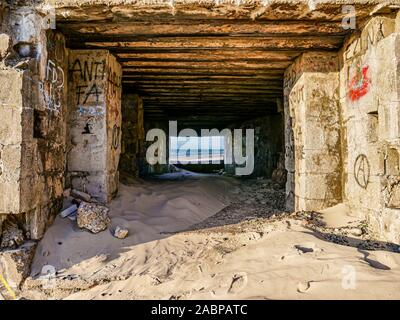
(294, 242, 323, 254)
(297, 281, 313, 293)
(210, 272, 248, 297)
(228, 272, 248, 294)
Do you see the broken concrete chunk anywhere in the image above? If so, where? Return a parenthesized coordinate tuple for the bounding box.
(0, 241, 36, 289)
(67, 212, 77, 221)
(60, 204, 78, 218)
(113, 226, 129, 239)
(77, 202, 110, 234)
(0, 221, 25, 249)
(71, 189, 91, 202)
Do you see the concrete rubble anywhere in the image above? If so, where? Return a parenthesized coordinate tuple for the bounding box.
(59, 204, 77, 218)
(0, 220, 25, 249)
(113, 226, 129, 239)
(0, 241, 36, 289)
(70, 190, 91, 203)
(77, 202, 111, 234)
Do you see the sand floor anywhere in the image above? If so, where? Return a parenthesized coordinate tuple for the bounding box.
(21, 171, 400, 300)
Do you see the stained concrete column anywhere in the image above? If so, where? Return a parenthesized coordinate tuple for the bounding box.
(67, 50, 122, 203)
(0, 5, 68, 238)
(120, 94, 145, 177)
(284, 52, 342, 212)
(0, 3, 68, 287)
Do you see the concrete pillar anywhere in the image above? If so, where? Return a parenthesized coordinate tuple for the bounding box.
(284, 52, 342, 212)
(67, 50, 122, 204)
(120, 94, 145, 177)
(0, 5, 68, 239)
(0, 3, 68, 287)
(223, 115, 283, 178)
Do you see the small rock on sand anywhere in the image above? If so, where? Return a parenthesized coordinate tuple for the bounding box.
(297, 281, 311, 293)
(349, 228, 363, 236)
(77, 202, 110, 234)
(113, 226, 129, 239)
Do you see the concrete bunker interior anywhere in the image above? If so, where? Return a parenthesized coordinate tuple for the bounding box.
(2, 0, 400, 299)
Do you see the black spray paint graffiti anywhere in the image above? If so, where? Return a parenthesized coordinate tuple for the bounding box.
(354, 154, 370, 189)
(107, 66, 121, 97)
(69, 58, 106, 82)
(69, 58, 105, 106)
(82, 120, 93, 134)
(112, 125, 120, 149)
(69, 58, 121, 105)
(75, 84, 102, 105)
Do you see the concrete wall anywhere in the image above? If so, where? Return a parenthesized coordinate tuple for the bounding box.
(284, 52, 342, 212)
(283, 13, 400, 244)
(0, 5, 68, 243)
(340, 14, 400, 243)
(120, 94, 145, 177)
(67, 50, 122, 203)
(225, 115, 283, 178)
(0, 5, 123, 284)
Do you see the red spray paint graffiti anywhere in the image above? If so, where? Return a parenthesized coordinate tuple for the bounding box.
(348, 66, 371, 101)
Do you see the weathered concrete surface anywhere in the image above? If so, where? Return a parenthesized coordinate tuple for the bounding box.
(53, 0, 400, 22)
(67, 50, 122, 204)
(284, 52, 342, 212)
(0, 5, 68, 242)
(0, 4, 69, 288)
(120, 94, 144, 177)
(340, 14, 400, 244)
(0, 0, 400, 284)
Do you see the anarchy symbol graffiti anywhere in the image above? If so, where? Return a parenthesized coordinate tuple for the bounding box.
(354, 154, 370, 189)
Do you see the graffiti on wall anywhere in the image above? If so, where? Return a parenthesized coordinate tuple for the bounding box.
(69, 58, 121, 120)
(106, 64, 121, 98)
(345, 20, 387, 61)
(69, 58, 106, 106)
(288, 84, 304, 107)
(348, 66, 371, 101)
(77, 105, 104, 118)
(39, 59, 65, 111)
(69, 58, 121, 106)
(69, 58, 106, 82)
(82, 120, 93, 134)
(354, 154, 370, 189)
